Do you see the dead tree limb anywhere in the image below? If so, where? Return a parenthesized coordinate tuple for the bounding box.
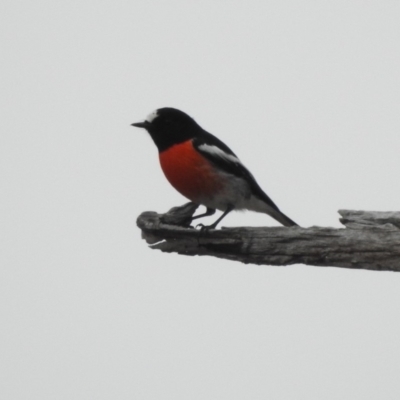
(136, 203, 400, 272)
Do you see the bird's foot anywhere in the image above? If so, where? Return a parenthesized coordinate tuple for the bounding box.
(196, 223, 218, 231)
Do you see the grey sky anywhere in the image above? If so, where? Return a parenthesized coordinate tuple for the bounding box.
(1, 1, 400, 399)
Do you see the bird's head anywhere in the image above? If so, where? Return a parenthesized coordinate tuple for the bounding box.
(132, 108, 201, 151)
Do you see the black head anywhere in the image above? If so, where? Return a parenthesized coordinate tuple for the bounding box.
(132, 108, 202, 151)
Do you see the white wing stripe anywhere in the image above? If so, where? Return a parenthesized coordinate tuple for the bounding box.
(198, 144, 241, 164)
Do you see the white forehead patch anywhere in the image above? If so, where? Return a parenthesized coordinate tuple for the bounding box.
(198, 144, 241, 164)
(146, 110, 158, 123)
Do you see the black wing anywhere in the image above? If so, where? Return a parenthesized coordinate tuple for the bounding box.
(192, 132, 282, 213)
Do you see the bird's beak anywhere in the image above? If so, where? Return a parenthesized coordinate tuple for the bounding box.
(131, 121, 150, 128)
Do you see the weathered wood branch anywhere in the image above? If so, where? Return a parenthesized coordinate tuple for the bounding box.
(136, 203, 400, 272)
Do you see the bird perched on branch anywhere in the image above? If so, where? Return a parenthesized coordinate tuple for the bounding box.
(132, 108, 298, 229)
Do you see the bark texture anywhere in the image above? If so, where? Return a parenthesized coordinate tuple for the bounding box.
(136, 203, 400, 272)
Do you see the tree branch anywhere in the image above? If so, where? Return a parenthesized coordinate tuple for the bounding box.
(136, 203, 400, 272)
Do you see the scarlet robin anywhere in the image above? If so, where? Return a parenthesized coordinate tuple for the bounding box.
(132, 108, 298, 229)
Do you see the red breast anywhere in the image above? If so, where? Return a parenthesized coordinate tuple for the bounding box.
(159, 140, 224, 203)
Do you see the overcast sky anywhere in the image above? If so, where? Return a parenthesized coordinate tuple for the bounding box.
(2, 1, 400, 399)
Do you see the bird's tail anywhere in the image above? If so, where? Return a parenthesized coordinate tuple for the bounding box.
(268, 209, 299, 227)
(247, 192, 299, 227)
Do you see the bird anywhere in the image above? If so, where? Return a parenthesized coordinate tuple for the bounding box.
(132, 107, 298, 229)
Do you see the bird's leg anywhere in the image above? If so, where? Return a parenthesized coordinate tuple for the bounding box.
(191, 207, 216, 221)
(197, 206, 234, 230)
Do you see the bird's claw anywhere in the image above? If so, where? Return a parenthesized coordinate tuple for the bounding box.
(195, 223, 216, 231)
